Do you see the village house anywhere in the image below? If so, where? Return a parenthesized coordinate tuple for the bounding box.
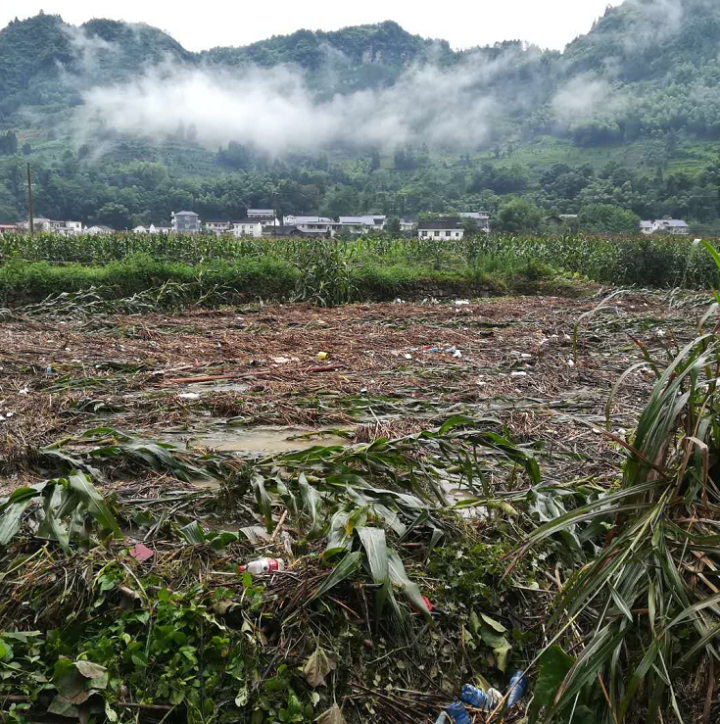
(85, 225, 114, 235)
(418, 219, 465, 240)
(338, 215, 386, 234)
(458, 211, 491, 232)
(545, 214, 579, 233)
(133, 224, 171, 234)
(640, 219, 690, 236)
(16, 219, 82, 235)
(171, 211, 201, 234)
(247, 209, 279, 222)
(0, 224, 18, 233)
(232, 219, 264, 238)
(204, 220, 233, 235)
(399, 219, 417, 233)
(283, 215, 340, 237)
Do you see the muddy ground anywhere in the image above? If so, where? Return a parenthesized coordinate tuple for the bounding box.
(0, 291, 695, 493)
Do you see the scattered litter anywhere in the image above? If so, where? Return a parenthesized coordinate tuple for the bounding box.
(238, 558, 285, 574)
(453, 350, 463, 359)
(18, 387, 29, 395)
(360, 387, 368, 394)
(511, 371, 527, 377)
(404, 353, 413, 360)
(45, 365, 53, 376)
(506, 671, 527, 708)
(421, 595, 434, 613)
(178, 393, 201, 400)
(462, 684, 501, 711)
(567, 358, 575, 367)
(317, 352, 329, 361)
(454, 300, 470, 306)
(445, 702, 471, 724)
(129, 543, 154, 563)
(519, 353, 532, 360)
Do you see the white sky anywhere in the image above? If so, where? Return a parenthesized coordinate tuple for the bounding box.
(0, 1, 624, 52)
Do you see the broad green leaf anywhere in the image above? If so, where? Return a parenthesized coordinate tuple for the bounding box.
(480, 613, 507, 633)
(529, 645, 575, 723)
(481, 625, 512, 672)
(178, 521, 206, 545)
(306, 551, 362, 606)
(388, 549, 432, 623)
(357, 527, 390, 622)
(68, 472, 120, 535)
(253, 475, 273, 534)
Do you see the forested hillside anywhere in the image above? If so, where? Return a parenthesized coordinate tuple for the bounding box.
(1, 0, 720, 231)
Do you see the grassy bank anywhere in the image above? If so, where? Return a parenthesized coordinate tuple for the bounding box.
(0, 254, 583, 308)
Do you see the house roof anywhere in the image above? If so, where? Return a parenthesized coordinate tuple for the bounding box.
(247, 209, 275, 215)
(233, 219, 262, 225)
(174, 210, 198, 216)
(339, 215, 386, 225)
(665, 220, 689, 227)
(458, 212, 489, 220)
(205, 220, 232, 225)
(285, 216, 337, 224)
(418, 220, 464, 230)
(640, 221, 654, 228)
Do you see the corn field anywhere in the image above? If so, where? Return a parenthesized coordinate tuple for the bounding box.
(2, 232, 720, 289)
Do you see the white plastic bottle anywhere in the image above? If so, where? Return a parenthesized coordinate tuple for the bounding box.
(238, 558, 285, 574)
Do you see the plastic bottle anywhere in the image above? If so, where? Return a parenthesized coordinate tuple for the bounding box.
(238, 558, 285, 574)
(461, 684, 501, 711)
(445, 702, 471, 724)
(506, 671, 527, 708)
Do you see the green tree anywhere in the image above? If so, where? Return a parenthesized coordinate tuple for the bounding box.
(0, 131, 18, 155)
(496, 198, 542, 233)
(579, 204, 640, 234)
(386, 217, 401, 235)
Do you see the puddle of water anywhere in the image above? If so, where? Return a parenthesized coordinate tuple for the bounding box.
(165, 426, 351, 455)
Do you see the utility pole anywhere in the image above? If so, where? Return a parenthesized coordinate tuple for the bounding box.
(26, 163, 34, 236)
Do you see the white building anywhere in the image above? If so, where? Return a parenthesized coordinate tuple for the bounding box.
(418, 220, 464, 240)
(399, 219, 416, 233)
(338, 215, 386, 234)
(247, 209, 277, 221)
(133, 225, 171, 235)
(171, 211, 201, 234)
(640, 219, 690, 236)
(85, 225, 114, 236)
(283, 215, 340, 236)
(204, 220, 233, 235)
(232, 219, 264, 238)
(458, 212, 490, 232)
(17, 219, 82, 235)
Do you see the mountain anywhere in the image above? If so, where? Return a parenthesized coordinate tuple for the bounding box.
(1, 1, 720, 231)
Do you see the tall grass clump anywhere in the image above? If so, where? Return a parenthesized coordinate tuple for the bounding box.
(513, 241, 720, 724)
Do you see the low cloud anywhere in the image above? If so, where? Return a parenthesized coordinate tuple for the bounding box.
(71, 53, 510, 154)
(551, 74, 625, 123)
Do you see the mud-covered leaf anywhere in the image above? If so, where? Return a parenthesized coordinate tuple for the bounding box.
(75, 660, 108, 690)
(317, 704, 347, 724)
(303, 645, 336, 687)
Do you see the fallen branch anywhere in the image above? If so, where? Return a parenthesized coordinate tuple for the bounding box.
(162, 365, 344, 385)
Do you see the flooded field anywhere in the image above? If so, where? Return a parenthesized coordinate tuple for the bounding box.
(0, 293, 687, 490)
(1, 292, 717, 724)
